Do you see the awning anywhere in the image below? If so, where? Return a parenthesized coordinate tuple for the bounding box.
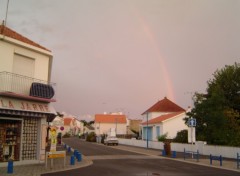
(0, 108, 56, 122)
(0, 96, 56, 122)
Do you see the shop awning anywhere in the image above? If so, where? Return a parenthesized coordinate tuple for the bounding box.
(0, 96, 57, 122)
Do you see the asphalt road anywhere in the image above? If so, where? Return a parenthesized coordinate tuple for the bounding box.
(42, 138, 240, 176)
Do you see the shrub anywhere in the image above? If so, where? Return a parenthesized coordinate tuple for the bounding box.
(157, 133, 168, 142)
(173, 130, 188, 143)
(62, 132, 71, 138)
(86, 132, 96, 142)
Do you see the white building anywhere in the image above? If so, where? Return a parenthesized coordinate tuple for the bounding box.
(94, 113, 127, 136)
(141, 97, 188, 141)
(0, 24, 56, 165)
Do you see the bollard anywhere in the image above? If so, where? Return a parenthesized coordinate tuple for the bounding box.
(7, 159, 13, 174)
(77, 152, 82, 162)
(220, 155, 222, 166)
(237, 153, 240, 169)
(172, 151, 176, 158)
(68, 146, 71, 153)
(162, 150, 166, 156)
(70, 155, 75, 165)
(74, 150, 78, 157)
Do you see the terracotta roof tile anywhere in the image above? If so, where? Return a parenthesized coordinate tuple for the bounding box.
(142, 111, 185, 125)
(95, 114, 127, 123)
(142, 97, 185, 114)
(0, 25, 50, 52)
(64, 118, 72, 126)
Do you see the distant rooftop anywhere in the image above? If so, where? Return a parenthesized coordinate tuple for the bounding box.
(95, 114, 127, 123)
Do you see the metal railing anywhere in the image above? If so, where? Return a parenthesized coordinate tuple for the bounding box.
(0, 71, 56, 99)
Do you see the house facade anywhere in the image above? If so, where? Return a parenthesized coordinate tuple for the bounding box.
(141, 97, 187, 141)
(51, 116, 83, 136)
(0, 25, 56, 165)
(94, 113, 127, 136)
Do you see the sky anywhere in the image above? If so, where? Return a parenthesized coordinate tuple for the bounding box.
(0, 0, 239, 121)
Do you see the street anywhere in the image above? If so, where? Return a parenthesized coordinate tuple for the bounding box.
(42, 137, 240, 176)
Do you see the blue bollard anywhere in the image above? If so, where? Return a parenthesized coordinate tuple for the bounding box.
(74, 150, 78, 157)
(220, 155, 222, 166)
(162, 150, 166, 156)
(172, 151, 176, 158)
(7, 160, 13, 174)
(70, 155, 75, 165)
(68, 146, 71, 153)
(77, 152, 82, 162)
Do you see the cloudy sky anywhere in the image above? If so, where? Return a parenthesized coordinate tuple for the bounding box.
(0, 0, 239, 120)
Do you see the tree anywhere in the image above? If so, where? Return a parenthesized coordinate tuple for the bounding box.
(185, 63, 240, 146)
(81, 120, 94, 126)
(173, 130, 188, 143)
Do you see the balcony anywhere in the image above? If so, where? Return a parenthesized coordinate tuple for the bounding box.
(0, 71, 56, 102)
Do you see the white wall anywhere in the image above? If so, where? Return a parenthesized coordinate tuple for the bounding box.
(118, 139, 240, 159)
(95, 123, 127, 136)
(142, 113, 187, 141)
(0, 36, 52, 81)
(162, 113, 188, 139)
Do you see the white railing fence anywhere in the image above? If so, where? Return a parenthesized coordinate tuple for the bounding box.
(118, 139, 240, 159)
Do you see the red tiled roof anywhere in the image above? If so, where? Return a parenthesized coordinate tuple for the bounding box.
(0, 25, 50, 52)
(142, 97, 185, 114)
(64, 118, 72, 126)
(95, 114, 127, 123)
(141, 111, 185, 125)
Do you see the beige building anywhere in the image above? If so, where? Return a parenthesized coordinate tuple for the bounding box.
(0, 25, 56, 165)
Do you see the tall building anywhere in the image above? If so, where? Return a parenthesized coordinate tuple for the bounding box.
(0, 24, 56, 165)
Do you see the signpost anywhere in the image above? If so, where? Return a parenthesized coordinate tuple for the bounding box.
(45, 151, 66, 169)
(188, 118, 196, 158)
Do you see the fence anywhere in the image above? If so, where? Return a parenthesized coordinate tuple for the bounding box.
(118, 138, 240, 159)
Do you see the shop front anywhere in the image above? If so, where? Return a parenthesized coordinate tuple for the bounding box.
(0, 96, 56, 165)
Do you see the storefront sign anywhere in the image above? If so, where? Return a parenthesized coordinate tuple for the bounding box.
(0, 97, 55, 114)
(47, 152, 65, 158)
(45, 151, 66, 169)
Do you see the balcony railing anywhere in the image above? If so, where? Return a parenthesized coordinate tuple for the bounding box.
(0, 71, 56, 101)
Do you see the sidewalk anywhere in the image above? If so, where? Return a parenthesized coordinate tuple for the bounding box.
(0, 145, 92, 176)
(112, 144, 240, 173)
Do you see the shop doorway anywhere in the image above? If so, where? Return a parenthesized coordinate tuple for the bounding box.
(0, 118, 22, 162)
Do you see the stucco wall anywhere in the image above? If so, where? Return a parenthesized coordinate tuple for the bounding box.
(0, 38, 52, 81)
(162, 113, 188, 139)
(95, 123, 127, 136)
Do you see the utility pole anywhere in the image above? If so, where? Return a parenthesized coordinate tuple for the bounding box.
(146, 112, 149, 148)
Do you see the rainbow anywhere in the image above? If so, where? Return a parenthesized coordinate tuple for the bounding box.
(134, 10, 175, 101)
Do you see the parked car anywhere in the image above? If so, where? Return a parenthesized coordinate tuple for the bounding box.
(104, 136, 119, 146)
